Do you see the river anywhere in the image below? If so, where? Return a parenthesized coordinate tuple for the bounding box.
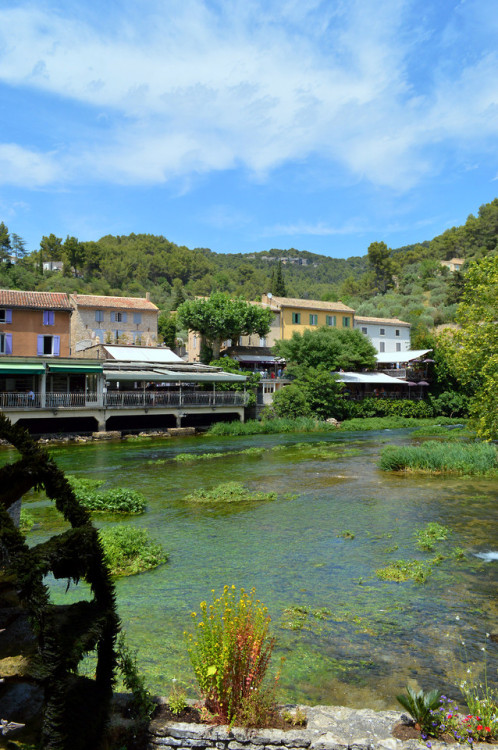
(11, 428, 498, 709)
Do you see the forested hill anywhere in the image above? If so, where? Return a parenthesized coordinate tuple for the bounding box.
(0, 198, 497, 335)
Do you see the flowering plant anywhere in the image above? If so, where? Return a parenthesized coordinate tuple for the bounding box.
(185, 585, 276, 724)
(429, 696, 498, 744)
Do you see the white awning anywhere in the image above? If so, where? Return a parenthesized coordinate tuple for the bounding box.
(104, 367, 247, 383)
(375, 349, 432, 364)
(334, 372, 410, 385)
(103, 345, 184, 363)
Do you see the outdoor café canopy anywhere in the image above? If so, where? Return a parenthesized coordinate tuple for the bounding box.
(103, 366, 247, 384)
(375, 349, 432, 365)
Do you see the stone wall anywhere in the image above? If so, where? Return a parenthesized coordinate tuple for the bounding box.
(147, 704, 470, 750)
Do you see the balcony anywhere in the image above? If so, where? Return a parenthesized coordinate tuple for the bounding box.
(0, 390, 248, 410)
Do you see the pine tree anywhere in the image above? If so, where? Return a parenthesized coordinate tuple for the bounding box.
(0, 221, 12, 263)
(272, 260, 287, 296)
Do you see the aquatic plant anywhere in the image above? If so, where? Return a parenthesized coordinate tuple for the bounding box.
(99, 526, 168, 577)
(410, 425, 474, 439)
(396, 686, 441, 732)
(67, 475, 147, 513)
(207, 417, 338, 436)
(376, 559, 432, 583)
(185, 585, 276, 725)
(380, 441, 497, 475)
(337, 529, 355, 539)
(184, 482, 277, 505)
(415, 522, 450, 551)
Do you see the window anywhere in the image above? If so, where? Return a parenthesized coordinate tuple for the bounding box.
(0, 333, 12, 354)
(361, 327, 368, 334)
(259, 337, 266, 347)
(380, 328, 385, 335)
(133, 312, 142, 324)
(342, 316, 350, 328)
(396, 343, 401, 352)
(42, 310, 55, 326)
(309, 314, 318, 326)
(291, 312, 301, 324)
(395, 329, 400, 336)
(0, 309, 12, 323)
(379, 341, 385, 353)
(326, 315, 336, 327)
(95, 310, 104, 323)
(110, 311, 127, 323)
(37, 335, 60, 356)
(193, 335, 197, 349)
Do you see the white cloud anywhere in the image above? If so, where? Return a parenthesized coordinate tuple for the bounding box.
(0, 143, 60, 186)
(0, 0, 497, 189)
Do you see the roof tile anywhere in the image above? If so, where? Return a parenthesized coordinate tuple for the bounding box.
(71, 294, 159, 311)
(0, 289, 72, 310)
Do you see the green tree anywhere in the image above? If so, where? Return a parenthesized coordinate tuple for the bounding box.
(441, 255, 498, 439)
(63, 235, 84, 274)
(273, 327, 377, 372)
(271, 383, 311, 418)
(171, 278, 186, 309)
(271, 261, 287, 296)
(158, 311, 177, 348)
(0, 221, 12, 263)
(11, 233, 27, 261)
(40, 233, 64, 261)
(367, 241, 394, 294)
(177, 292, 273, 363)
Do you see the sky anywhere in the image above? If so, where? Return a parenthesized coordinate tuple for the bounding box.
(1, 0, 498, 260)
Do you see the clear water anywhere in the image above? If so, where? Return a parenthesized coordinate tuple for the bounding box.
(8, 429, 498, 709)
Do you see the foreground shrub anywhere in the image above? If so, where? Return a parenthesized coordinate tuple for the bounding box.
(99, 526, 168, 577)
(67, 475, 147, 513)
(184, 482, 277, 505)
(396, 686, 441, 732)
(186, 586, 276, 724)
(380, 441, 497, 475)
(430, 695, 498, 743)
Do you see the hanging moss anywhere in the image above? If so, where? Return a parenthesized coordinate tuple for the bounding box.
(0, 414, 120, 750)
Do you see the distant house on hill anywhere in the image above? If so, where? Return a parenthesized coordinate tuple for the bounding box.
(70, 293, 159, 352)
(440, 257, 465, 273)
(0, 289, 72, 357)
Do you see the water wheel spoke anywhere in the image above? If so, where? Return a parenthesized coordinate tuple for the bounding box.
(41, 601, 108, 672)
(33, 526, 103, 582)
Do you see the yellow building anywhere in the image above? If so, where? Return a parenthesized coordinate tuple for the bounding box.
(259, 293, 355, 340)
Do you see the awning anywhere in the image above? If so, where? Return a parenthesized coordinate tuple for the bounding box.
(48, 363, 103, 374)
(375, 349, 432, 364)
(0, 362, 45, 375)
(234, 354, 285, 364)
(334, 372, 411, 385)
(104, 368, 247, 383)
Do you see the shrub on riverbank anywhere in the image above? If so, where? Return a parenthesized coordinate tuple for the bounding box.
(380, 441, 497, 475)
(186, 586, 276, 725)
(340, 416, 464, 431)
(67, 475, 147, 513)
(208, 417, 338, 436)
(99, 526, 167, 577)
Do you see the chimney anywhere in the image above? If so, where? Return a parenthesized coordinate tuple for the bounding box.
(146, 291, 150, 301)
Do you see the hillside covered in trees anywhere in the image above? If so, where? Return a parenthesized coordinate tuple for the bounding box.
(1, 198, 497, 343)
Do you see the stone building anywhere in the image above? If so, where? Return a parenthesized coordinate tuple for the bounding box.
(0, 289, 72, 357)
(354, 315, 411, 354)
(70, 293, 159, 352)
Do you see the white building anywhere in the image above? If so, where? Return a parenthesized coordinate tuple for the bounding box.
(354, 316, 411, 354)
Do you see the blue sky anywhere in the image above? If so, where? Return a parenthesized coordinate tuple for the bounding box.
(1, 0, 498, 259)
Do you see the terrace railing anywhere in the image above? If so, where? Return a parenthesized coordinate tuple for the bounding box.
(0, 390, 248, 410)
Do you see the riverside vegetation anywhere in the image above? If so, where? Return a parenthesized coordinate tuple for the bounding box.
(379, 441, 497, 475)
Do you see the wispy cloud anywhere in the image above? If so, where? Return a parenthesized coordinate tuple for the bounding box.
(0, 0, 497, 191)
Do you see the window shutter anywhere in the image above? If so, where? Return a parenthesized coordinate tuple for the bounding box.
(6, 309, 12, 323)
(43, 311, 49, 325)
(49, 311, 55, 325)
(53, 336, 60, 356)
(5, 333, 12, 354)
(110, 312, 115, 322)
(122, 312, 127, 323)
(37, 335, 44, 355)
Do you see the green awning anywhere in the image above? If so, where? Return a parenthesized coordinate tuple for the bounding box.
(0, 363, 45, 375)
(48, 364, 103, 374)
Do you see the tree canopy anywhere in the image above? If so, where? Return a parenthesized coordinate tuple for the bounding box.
(177, 292, 273, 362)
(273, 327, 377, 372)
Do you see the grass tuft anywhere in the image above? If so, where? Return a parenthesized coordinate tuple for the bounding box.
(184, 481, 277, 504)
(99, 526, 167, 577)
(380, 441, 497, 475)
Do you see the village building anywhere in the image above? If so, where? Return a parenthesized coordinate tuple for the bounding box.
(354, 315, 411, 354)
(0, 289, 72, 358)
(70, 293, 159, 352)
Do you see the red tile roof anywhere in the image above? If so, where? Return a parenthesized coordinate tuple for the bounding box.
(71, 294, 159, 312)
(0, 289, 72, 310)
(355, 315, 411, 327)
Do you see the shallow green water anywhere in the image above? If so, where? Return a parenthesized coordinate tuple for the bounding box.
(9, 429, 498, 709)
